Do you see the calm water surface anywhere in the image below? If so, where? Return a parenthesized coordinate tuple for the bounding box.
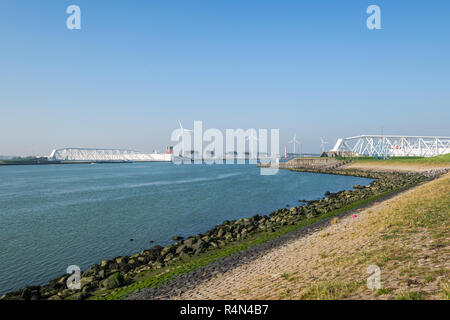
(0, 162, 373, 294)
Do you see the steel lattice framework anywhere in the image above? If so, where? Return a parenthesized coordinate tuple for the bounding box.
(48, 148, 172, 162)
(331, 135, 450, 157)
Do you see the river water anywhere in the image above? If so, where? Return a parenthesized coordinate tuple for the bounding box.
(0, 162, 372, 294)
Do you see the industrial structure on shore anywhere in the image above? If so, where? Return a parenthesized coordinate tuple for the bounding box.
(329, 135, 450, 158)
(3, 134, 449, 165)
(47, 147, 173, 162)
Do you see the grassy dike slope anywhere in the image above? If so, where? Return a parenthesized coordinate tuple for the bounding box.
(346, 154, 450, 172)
(173, 172, 449, 300)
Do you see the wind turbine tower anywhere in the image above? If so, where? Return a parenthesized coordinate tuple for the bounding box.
(289, 134, 300, 155)
(320, 137, 329, 153)
(178, 120, 192, 158)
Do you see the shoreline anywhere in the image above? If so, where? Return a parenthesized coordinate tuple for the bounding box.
(1, 166, 446, 300)
(127, 177, 430, 300)
(164, 171, 449, 300)
(164, 173, 450, 300)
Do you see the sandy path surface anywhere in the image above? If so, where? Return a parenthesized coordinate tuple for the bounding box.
(172, 174, 449, 300)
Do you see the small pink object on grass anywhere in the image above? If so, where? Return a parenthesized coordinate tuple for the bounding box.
(352, 214, 357, 218)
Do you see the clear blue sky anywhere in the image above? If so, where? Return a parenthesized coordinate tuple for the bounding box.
(1, 0, 449, 155)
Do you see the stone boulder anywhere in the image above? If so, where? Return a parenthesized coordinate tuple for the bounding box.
(101, 272, 124, 290)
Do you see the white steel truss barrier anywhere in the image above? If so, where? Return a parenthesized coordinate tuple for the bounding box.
(331, 135, 450, 157)
(48, 148, 172, 162)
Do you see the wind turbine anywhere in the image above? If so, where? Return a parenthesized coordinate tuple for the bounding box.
(178, 120, 192, 157)
(246, 130, 258, 159)
(289, 134, 300, 155)
(320, 137, 329, 153)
